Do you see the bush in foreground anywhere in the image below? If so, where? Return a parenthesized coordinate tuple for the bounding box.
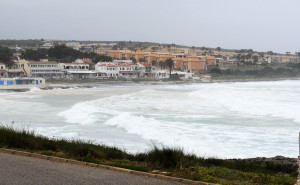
(0, 125, 297, 185)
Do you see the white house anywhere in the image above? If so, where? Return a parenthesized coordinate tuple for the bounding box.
(171, 71, 193, 79)
(152, 70, 168, 78)
(0, 62, 6, 70)
(59, 62, 96, 79)
(17, 60, 62, 78)
(0, 62, 7, 77)
(95, 62, 138, 79)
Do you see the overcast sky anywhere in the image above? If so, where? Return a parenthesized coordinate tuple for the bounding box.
(0, 0, 299, 53)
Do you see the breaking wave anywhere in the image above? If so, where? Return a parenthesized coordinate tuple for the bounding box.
(57, 81, 300, 158)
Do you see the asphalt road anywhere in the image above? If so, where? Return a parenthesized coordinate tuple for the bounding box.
(0, 153, 185, 185)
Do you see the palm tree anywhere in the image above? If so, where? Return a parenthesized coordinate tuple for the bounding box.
(165, 58, 174, 78)
(159, 61, 163, 70)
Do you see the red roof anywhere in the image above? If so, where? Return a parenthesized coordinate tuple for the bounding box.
(143, 64, 151, 67)
(116, 64, 134, 67)
(0, 62, 5, 65)
(0, 69, 7, 72)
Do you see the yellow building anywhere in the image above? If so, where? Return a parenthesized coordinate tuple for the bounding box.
(109, 50, 123, 59)
(182, 58, 206, 73)
(205, 56, 217, 66)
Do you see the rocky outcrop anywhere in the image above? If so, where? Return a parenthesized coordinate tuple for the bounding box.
(227, 156, 298, 177)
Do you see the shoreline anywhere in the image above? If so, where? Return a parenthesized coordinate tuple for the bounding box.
(211, 76, 300, 83)
(1, 76, 300, 91)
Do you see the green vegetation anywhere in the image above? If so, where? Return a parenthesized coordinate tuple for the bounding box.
(210, 65, 300, 81)
(0, 46, 14, 66)
(0, 39, 43, 47)
(21, 45, 112, 63)
(165, 58, 174, 78)
(0, 125, 297, 185)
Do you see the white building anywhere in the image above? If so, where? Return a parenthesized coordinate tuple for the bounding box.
(0, 62, 7, 77)
(0, 62, 6, 70)
(171, 71, 193, 79)
(18, 60, 62, 78)
(0, 77, 45, 86)
(151, 69, 169, 78)
(59, 63, 96, 79)
(40, 42, 54, 49)
(95, 62, 138, 79)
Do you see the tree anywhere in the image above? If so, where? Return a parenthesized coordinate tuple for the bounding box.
(165, 58, 174, 78)
(130, 57, 137, 64)
(151, 46, 157, 52)
(129, 40, 132, 48)
(210, 67, 222, 75)
(117, 41, 125, 50)
(216, 47, 221, 52)
(139, 57, 146, 63)
(208, 50, 214, 56)
(246, 53, 252, 64)
(112, 45, 118, 50)
(252, 55, 259, 63)
(234, 54, 241, 66)
(159, 61, 163, 70)
(152, 60, 157, 66)
(94, 55, 112, 63)
(0, 46, 14, 66)
(48, 45, 81, 59)
(252, 55, 259, 68)
(258, 52, 264, 57)
(21, 48, 48, 61)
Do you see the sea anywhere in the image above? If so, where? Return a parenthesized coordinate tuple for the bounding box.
(0, 80, 299, 159)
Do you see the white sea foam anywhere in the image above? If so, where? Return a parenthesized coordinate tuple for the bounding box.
(189, 81, 300, 124)
(29, 87, 41, 92)
(3, 80, 300, 158)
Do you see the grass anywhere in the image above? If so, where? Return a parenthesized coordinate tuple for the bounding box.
(0, 125, 297, 185)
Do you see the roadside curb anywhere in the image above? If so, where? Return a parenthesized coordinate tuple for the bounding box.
(0, 148, 216, 185)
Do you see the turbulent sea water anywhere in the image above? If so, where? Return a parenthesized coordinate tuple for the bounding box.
(1, 80, 299, 158)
